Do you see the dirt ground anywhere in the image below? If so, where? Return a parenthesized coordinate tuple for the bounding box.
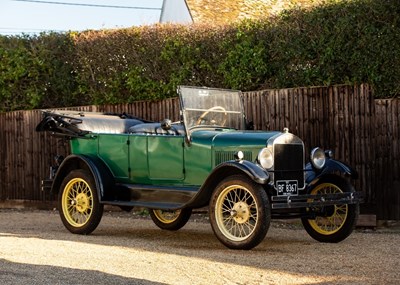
(0, 208, 399, 285)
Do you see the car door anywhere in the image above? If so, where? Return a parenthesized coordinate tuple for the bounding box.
(147, 136, 185, 181)
(129, 134, 185, 183)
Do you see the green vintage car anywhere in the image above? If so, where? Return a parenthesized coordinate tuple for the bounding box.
(36, 86, 362, 249)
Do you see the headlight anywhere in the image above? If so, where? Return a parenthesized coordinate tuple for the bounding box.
(310, 147, 326, 169)
(258, 148, 273, 169)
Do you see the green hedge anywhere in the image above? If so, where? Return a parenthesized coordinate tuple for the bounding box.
(0, 33, 80, 111)
(1, 0, 399, 112)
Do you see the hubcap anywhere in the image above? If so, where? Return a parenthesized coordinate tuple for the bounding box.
(231, 202, 250, 224)
(74, 193, 90, 213)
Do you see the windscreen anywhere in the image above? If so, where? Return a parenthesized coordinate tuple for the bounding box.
(179, 86, 245, 131)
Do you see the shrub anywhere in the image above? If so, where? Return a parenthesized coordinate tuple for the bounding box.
(0, 0, 399, 112)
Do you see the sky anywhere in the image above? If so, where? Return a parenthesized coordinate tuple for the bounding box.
(0, 0, 164, 35)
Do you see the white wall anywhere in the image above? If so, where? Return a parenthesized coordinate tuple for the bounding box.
(160, 0, 193, 24)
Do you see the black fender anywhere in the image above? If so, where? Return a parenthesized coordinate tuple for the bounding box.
(51, 154, 114, 201)
(186, 160, 269, 208)
(305, 158, 358, 184)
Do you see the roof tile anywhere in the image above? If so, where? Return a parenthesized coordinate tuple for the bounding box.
(185, 0, 324, 24)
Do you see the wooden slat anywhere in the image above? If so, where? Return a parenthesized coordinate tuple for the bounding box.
(357, 214, 377, 227)
(0, 111, 6, 200)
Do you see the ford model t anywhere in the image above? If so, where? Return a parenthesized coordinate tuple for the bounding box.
(36, 86, 362, 249)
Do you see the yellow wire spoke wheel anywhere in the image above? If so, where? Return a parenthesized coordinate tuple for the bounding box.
(150, 208, 192, 231)
(152, 209, 181, 224)
(210, 175, 270, 250)
(215, 185, 258, 241)
(308, 183, 348, 235)
(62, 178, 93, 228)
(58, 169, 103, 235)
(301, 175, 358, 243)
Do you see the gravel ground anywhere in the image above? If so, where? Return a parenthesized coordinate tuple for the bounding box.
(0, 208, 399, 285)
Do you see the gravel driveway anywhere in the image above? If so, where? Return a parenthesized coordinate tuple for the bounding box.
(0, 208, 399, 285)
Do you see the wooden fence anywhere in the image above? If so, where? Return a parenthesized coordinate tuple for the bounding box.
(0, 84, 399, 220)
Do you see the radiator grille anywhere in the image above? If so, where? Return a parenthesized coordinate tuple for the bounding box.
(274, 144, 304, 188)
(215, 151, 252, 165)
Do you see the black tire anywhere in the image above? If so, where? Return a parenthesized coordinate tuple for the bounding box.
(149, 208, 192, 231)
(301, 174, 359, 243)
(209, 175, 271, 250)
(58, 169, 104, 235)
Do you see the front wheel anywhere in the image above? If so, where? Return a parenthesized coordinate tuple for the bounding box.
(149, 208, 192, 231)
(209, 175, 271, 250)
(301, 175, 359, 243)
(58, 169, 103, 234)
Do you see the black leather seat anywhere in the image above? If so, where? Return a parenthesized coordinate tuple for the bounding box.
(128, 123, 185, 135)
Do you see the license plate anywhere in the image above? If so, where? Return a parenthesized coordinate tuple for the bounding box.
(276, 180, 298, 196)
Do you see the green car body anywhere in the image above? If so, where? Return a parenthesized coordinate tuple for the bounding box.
(37, 86, 362, 249)
(70, 130, 278, 185)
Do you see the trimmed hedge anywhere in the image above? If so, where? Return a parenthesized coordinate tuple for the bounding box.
(0, 33, 80, 111)
(0, 0, 399, 112)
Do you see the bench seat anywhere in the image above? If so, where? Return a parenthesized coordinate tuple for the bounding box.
(128, 123, 185, 135)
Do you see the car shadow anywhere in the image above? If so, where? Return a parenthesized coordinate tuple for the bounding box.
(0, 258, 166, 285)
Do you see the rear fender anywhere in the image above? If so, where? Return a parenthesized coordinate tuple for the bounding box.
(51, 154, 114, 201)
(186, 160, 269, 208)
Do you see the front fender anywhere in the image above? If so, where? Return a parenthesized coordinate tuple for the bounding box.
(186, 160, 269, 208)
(306, 158, 358, 184)
(51, 154, 114, 201)
(213, 160, 270, 184)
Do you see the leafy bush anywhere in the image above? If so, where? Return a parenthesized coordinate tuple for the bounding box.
(268, 0, 400, 96)
(0, 33, 80, 111)
(0, 0, 399, 112)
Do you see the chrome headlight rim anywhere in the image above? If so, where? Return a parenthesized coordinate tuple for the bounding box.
(258, 147, 274, 169)
(310, 147, 326, 169)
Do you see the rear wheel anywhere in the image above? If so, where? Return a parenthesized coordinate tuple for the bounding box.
(209, 175, 270, 250)
(149, 208, 192, 231)
(301, 175, 359, 243)
(58, 169, 103, 234)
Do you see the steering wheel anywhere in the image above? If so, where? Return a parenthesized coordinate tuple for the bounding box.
(196, 106, 227, 126)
